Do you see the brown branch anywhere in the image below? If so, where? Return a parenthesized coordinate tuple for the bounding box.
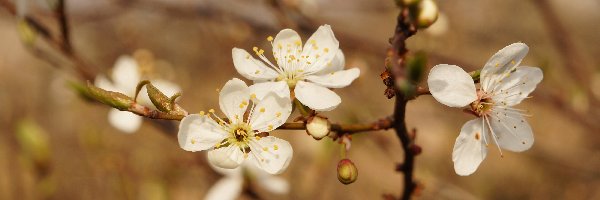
(279, 117, 393, 134)
(0, 0, 96, 80)
(56, 0, 72, 53)
(386, 8, 419, 200)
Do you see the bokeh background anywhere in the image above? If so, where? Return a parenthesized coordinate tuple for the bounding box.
(1, 0, 599, 199)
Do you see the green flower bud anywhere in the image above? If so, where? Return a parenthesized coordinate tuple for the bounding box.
(337, 159, 358, 185)
(306, 115, 331, 140)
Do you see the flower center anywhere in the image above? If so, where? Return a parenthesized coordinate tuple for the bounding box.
(470, 90, 494, 117)
(227, 123, 254, 146)
(276, 70, 304, 88)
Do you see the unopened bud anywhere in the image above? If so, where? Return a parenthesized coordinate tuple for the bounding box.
(337, 159, 358, 185)
(410, 144, 422, 155)
(306, 115, 331, 140)
(416, 0, 439, 29)
(87, 82, 134, 110)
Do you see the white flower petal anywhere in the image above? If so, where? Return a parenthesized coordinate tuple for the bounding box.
(305, 68, 360, 88)
(489, 66, 543, 106)
(112, 55, 141, 90)
(453, 118, 488, 176)
(232, 48, 279, 81)
(481, 43, 529, 92)
(248, 81, 290, 100)
(178, 114, 228, 152)
(108, 109, 142, 134)
(294, 81, 341, 111)
(243, 162, 289, 194)
(427, 64, 477, 107)
(94, 75, 120, 93)
(219, 78, 250, 123)
(209, 161, 243, 178)
(301, 25, 340, 74)
(313, 49, 345, 75)
(204, 177, 243, 200)
(208, 146, 245, 169)
(489, 109, 534, 152)
(258, 176, 289, 194)
(272, 28, 303, 70)
(250, 92, 292, 132)
(249, 136, 293, 174)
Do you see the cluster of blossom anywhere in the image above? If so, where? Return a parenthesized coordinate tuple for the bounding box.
(95, 25, 542, 191)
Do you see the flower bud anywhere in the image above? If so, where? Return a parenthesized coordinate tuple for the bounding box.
(416, 0, 439, 29)
(306, 115, 331, 140)
(337, 159, 358, 185)
(86, 82, 134, 110)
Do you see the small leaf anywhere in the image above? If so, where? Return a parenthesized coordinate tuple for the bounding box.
(146, 82, 172, 113)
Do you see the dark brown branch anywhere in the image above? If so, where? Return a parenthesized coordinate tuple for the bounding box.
(386, 8, 418, 200)
(56, 0, 72, 53)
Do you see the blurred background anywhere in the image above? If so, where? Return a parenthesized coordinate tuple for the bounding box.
(1, 0, 599, 199)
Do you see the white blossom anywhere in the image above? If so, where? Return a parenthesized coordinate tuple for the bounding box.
(178, 78, 293, 174)
(204, 161, 289, 200)
(427, 43, 543, 176)
(232, 25, 360, 111)
(95, 55, 180, 133)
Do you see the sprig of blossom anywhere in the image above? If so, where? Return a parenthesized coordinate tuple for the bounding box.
(232, 25, 360, 111)
(427, 43, 543, 175)
(95, 55, 180, 133)
(178, 78, 293, 174)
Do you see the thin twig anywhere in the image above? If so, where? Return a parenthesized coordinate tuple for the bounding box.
(386, 7, 418, 200)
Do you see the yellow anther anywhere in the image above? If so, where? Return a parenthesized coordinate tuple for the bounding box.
(267, 36, 274, 42)
(327, 62, 332, 67)
(255, 136, 261, 140)
(215, 143, 221, 148)
(307, 61, 312, 65)
(275, 112, 282, 117)
(239, 103, 245, 108)
(245, 55, 250, 59)
(277, 44, 282, 49)
(253, 46, 258, 52)
(273, 145, 279, 150)
(268, 124, 274, 130)
(495, 63, 499, 67)
(242, 100, 248, 105)
(234, 115, 239, 120)
(309, 39, 316, 44)
(250, 93, 257, 99)
(199, 111, 206, 116)
(259, 108, 266, 112)
(511, 60, 515, 65)
(297, 69, 304, 73)
(191, 139, 196, 144)
(244, 153, 248, 158)
(263, 147, 268, 151)
(258, 49, 264, 55)
(209, 109, 215, 113)
(294, 40, 301, 46)
(255, 70, 261, 74)
(324, 48, 329, 53)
